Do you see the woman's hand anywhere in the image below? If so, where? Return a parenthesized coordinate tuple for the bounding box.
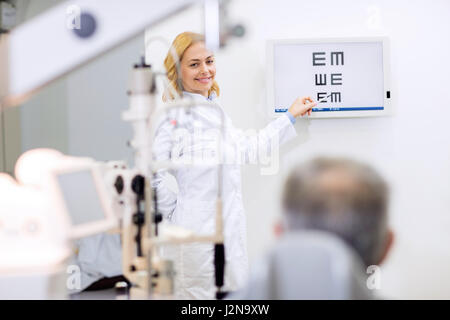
(288, 96, 317, 118)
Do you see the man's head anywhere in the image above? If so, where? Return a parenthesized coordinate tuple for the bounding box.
(280, 157, 393, 267)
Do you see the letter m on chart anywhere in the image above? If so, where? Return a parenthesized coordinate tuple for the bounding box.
(331, 52, 344, 65)
(330, 92, 341, 103)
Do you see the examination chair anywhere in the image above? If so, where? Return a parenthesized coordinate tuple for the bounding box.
(229, 231, 374, 300)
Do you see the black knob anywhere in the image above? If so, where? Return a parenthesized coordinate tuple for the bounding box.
(131, 175, 145, 196)
(154, 213, 163, 224)
(132, 212, 145, 225)
(133, 56, 151, 69)
(114, 176, 124, 194)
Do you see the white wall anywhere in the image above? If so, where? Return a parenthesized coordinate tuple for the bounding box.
(19, 0, 143, 165)
(19, 0, 69, 156)
(20, 78, 69, 154)
(65, 34, 143, 164)
(146, 0, 450, 299)
(21, 34, 142, 163)
(1, 0, 62, 174)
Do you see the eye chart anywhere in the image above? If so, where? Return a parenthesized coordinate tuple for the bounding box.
(267, 37, 391, 118)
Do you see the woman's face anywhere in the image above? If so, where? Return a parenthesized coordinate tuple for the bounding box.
(180, 41, 216, 97)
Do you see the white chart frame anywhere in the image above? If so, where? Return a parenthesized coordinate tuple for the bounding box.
(266, 36, 391, 119)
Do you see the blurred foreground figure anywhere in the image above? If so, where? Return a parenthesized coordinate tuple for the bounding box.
(230, 157, 394, 299)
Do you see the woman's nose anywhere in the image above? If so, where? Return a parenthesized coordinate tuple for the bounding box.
(199, 63, 208, 73)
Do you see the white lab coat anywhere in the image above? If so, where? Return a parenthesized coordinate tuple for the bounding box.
(152, 92, 297, 299)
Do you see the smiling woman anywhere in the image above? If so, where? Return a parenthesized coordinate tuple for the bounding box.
(163, 32, 220, 101)
(153, 31, 317, 299)
(181, 42, 216, 95)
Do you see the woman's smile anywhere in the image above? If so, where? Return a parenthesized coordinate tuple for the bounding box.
(195, 76, 213, 84)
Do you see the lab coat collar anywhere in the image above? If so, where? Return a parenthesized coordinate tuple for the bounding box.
(182, 91, 216, 101)
(182, 91, 225, 128)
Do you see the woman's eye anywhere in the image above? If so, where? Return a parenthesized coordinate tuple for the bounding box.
(207, 60, 214, 64)
(190, 63, 198, 67)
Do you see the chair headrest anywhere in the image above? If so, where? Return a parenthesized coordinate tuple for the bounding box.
(266, 231, 372, 299)
(230, 231, 374, 300)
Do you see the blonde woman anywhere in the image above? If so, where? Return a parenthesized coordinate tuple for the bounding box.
(152, 32, 316, 299)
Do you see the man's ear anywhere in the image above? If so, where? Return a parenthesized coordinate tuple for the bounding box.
(273, 219, 284, 238)
(377, 229, 394, 265)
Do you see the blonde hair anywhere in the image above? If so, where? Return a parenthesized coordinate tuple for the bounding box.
(163, 32, 220, 101)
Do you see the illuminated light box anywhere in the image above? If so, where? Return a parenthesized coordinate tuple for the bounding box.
(267, 37, 391, 118)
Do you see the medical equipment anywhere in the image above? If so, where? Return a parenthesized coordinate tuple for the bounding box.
(120, 60, 227, 299)
(50, 164, 118, 239)
(0, 150, 86, 299)
(0, 0, 244, 299)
